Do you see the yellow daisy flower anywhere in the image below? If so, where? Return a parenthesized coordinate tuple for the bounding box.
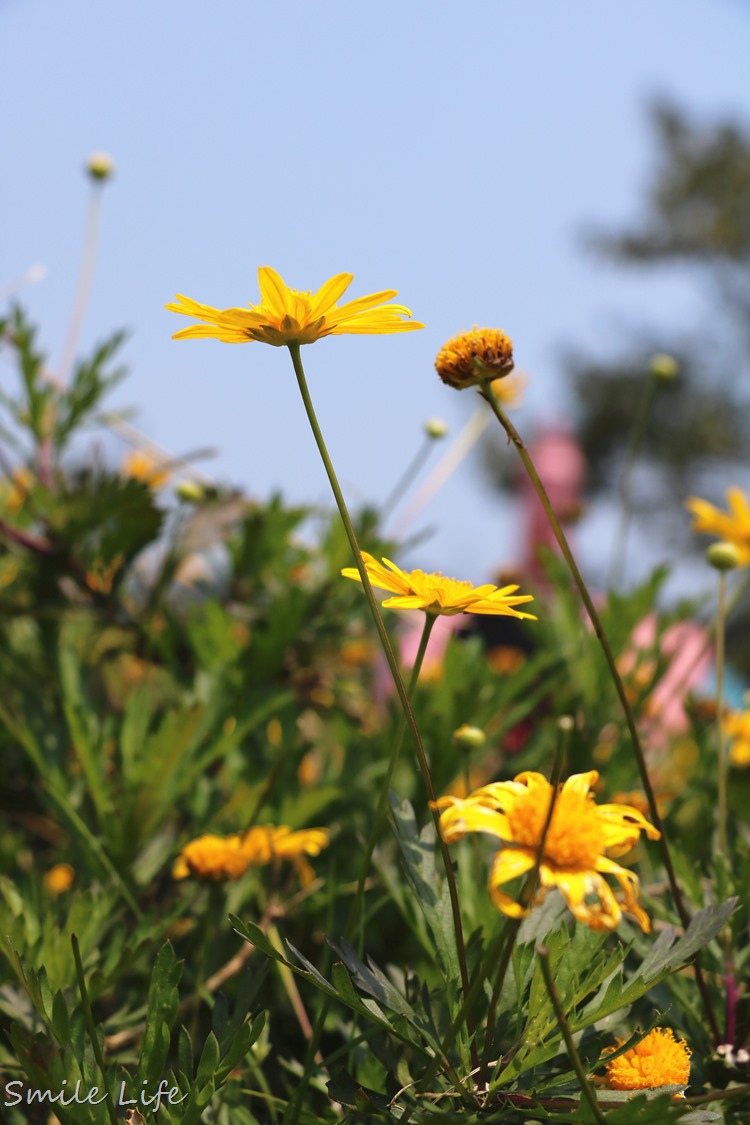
(341, 552, 536, 619)
(122, 449, 170, 489)
(173, 825, 330, 885)
(686, 487, 750, 566)
(602, 1027, 691, 1091)
(241, 825, 330, 886)
(726, 709, 750, 768)
(433, 770, 660, 931)
(166, 266, 423, 347)
(172, 833, 250, 882)
(435, 327, 514, 389)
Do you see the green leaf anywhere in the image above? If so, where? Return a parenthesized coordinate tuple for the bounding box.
(136, 943, 183, 1090)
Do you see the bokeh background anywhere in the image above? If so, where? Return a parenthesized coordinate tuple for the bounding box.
(3, 0, 750, 593)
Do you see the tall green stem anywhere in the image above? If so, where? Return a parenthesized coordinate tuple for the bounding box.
(287, 343, 478, 1078)
(481, 380, 721, 1043)
(345, 613, 436, 944)
(716, 571, 728, 859)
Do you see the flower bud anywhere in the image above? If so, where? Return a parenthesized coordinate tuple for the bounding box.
(707, 541, 741, 571)
(86, 151, 115, 182)
(436, 327, 513, 390)
(649, 353, 679, 381)
(452, 723, 486, 751)
(176, 479, 207, 503)
(424, 417, 449, 439)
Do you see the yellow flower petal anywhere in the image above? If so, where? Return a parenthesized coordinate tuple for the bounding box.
(435, 770, 658, 932)
(167, 268, 423, 347)
(342, 554, 536, 619)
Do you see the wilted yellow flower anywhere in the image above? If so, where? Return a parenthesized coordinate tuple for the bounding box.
(167, 267, 423, 347)
(686, 488, 750, 566)
(433, 770, 660, 931)
(727, 710, 750, 768)
(122, 450, 170, 489)
(435, 327, 513, 390)
(342, 553, 536, 619)
(602, 1028, 691, 1091)
(44, 863, 75, 895)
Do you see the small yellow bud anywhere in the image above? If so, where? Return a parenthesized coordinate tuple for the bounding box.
(86, 151, 115, 182)
(452, 724, 486, 751)
(424, 417, 449, 439)
(707, 541, 741, 571)
(650, 353, 679, 381)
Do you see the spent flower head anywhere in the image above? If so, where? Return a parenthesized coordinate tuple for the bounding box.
(433, 770, 660, 931)
(342, 552, 536, 619)
(601, 1028, 691, 1092)
(435, 327, 514, 390)
(167, 267, 423, 347)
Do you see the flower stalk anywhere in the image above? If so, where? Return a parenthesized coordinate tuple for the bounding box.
(287, 341, 478, 1071)
(480, 379, 721, 1043)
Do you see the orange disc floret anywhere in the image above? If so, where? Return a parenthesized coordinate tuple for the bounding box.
(435, 327, 514, 390)
(603, 1028, 691, 1091)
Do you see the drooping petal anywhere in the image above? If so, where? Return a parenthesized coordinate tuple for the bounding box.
(488, 847, 536, 915)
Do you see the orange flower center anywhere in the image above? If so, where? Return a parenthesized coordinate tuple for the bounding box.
(507, 785, 606, 869)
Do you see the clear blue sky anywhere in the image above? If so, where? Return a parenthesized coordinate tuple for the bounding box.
(2, 0, 749, 586)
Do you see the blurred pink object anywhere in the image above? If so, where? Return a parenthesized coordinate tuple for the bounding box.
(374, 613, 464, 710)
(520, 428, 586, 584)
(629, 615, 712, 744)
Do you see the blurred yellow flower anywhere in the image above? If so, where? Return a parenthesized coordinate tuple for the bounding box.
(342, 553, 536, 619)
(44, 863, 75, 895)
(173, 825, 329, 885)
(686, 488, 750, 566)
(435, 327, 513, 389)
(0, 467, 33, 515)
(726, 710, 750, 768)
(602, 1028, 691, 1091)
(167, 267, 423, 347)
(433, 770, 660, 931)
(173, 834, 250, 882)
(122, 450, 170, 489)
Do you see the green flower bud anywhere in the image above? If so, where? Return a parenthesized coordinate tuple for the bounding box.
(86, 152, 115, 182)
(176, 480, 207, 503)
(424, 417, 449, 439)
(452, 724, 486, 751)
(706, 541, 741, 571)
(649, 353, 679, 381)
